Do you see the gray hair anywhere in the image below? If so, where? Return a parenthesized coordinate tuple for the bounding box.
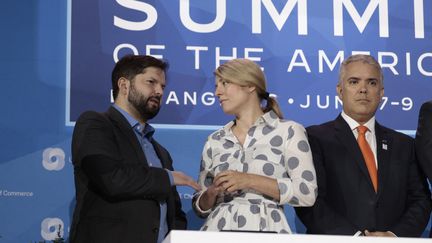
(338, 54, 384, 85)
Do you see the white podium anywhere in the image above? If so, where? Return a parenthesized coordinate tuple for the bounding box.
(163, 230, 429, 243)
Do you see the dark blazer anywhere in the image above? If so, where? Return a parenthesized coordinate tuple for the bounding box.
(416, 101, 432, 182)
(415, 101, 432, 237)
(295, 115, 431, 237)
(69, 107, 186, 243)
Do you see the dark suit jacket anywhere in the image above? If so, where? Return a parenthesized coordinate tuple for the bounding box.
(416, 101, 432, 182)
(415, 101, 432, 237)
(69, 107, 186, 243)
(295, 115, 431, 237)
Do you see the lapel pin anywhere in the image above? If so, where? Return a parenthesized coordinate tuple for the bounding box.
(382, 140, 388, 150)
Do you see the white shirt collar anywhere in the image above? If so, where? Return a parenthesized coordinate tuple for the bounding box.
(341, 111, 376, 135)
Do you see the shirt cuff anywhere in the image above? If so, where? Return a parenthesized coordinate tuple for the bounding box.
(194, 191, 212, 215)
(165, 169, 174, 186)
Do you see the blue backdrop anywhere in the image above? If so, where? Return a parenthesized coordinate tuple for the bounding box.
(0, 1, 431, 242)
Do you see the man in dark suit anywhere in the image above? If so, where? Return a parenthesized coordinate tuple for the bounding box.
(295, 54, 431, 237)
(416, 100, 432, 237)
(69, 55, 200, 243)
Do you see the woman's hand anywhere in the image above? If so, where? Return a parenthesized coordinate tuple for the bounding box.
(214, 170, 280, 200)
(214, 170, 251, 192)
(198, 183, 224, 211)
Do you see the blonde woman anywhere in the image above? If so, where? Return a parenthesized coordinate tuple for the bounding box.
(192, 59, 317, 233)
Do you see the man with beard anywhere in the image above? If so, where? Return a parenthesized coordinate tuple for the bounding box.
(69, 55, 200, 243)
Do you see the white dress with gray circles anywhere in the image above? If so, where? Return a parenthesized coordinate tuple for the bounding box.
(193, 111, 317, 233)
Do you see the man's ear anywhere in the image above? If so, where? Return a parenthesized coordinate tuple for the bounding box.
(336, 83, 343, 100)
(118, 77, 129, 96)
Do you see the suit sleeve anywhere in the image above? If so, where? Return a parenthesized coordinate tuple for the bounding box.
(159, 148, 187, 230)
(192, 138, 214, 218)
(295, 129, 358, 235)
(416, 102, 432, 181)
(72, 111, 171, 202)
(172, 185, 187, 230)
(390, 139, 431, 237)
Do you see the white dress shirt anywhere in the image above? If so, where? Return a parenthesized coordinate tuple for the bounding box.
(341, 111, 378, 168)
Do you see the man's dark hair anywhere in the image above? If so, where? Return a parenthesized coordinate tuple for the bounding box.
(111, 54, 169, 100)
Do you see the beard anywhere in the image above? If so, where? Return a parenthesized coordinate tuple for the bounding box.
(128, 83, 161, 121)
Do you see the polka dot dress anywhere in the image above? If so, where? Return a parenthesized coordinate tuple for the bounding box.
(194, 111, 317, 233)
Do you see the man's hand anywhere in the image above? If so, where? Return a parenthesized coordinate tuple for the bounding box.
(172, 171, 201, 191)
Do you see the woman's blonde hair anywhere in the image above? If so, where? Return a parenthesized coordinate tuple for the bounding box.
(214, 58, 283, 118)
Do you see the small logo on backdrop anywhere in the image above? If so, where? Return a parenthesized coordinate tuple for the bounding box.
(41, 218, 64, 240)
(178, 192, 194, 200)
(42, 148, 65, 171)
